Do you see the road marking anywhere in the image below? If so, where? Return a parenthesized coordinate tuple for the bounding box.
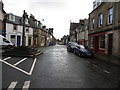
(0, 59, 30, 75)
(92, 64, 98, 68)
(7, 81, 17, 90)
(0, 58, 37, 76)
(22, 81, 30, 90)
(3, 57, 11, 61)
(103, 70, 111, 75)
(29, 58, 37, 75)
(14, 58, 27, 66)
(86, 61, 90, 64)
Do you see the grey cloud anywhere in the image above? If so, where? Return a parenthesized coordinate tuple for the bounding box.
(29, 0, 66, 9)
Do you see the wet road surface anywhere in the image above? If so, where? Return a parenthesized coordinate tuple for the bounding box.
(1, 45, 120, 88)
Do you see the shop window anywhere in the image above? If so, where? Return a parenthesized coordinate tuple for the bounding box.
(11, 35, 16, 45)
(100, 35, 105, 49)
(91, 37, 94, 47)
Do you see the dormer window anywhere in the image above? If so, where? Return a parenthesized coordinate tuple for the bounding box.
(9, 14, 15, 21)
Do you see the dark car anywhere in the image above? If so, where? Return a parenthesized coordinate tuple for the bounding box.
(67, 42, 78, 52)
(73, 45, 94, 57)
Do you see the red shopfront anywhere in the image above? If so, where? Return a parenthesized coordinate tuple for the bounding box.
(89, 32, 106, 54)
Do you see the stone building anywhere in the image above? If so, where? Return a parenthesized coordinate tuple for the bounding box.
(88, 1, 120, 57)
(69, 22, 79, 42)
(76, 19, 88, 46)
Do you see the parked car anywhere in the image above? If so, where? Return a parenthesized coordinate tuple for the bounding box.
(73, 45, 94, 57)
(67, 42, 78, 52)
(0, 35, 14, 49)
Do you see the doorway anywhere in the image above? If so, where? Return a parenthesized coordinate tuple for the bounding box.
(17, 36, 21, 46)
(108, 34, 113, 55)
(94, 36, 99, 52)
(28, 37, 31, 46)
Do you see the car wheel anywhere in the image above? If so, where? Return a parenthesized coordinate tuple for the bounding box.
(73, 50, 76, 54)
(67, 49, 70, 52)
(78, 53, 81, 56)
(7, 45, 13, 49)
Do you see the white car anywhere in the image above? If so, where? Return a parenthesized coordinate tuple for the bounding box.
(0, 35, 13, 49)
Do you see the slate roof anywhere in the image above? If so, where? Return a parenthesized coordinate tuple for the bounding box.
(6, 13, 30, 27)
(28, 18, 38, 28)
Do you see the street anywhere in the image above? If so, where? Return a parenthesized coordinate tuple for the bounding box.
(1, 45, 120, 89)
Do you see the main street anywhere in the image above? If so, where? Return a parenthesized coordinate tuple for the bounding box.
(1, 45, 120, 89)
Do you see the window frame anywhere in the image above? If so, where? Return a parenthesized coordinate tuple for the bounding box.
(92, 18, 95, 30)
(99, 35, 105, 49)
(91, 37, 94, 48)
(98, 13, 103, 27)
(13, 24, 17, 31)
(25, 27, 29, 33)
(108, 7, 113, 25)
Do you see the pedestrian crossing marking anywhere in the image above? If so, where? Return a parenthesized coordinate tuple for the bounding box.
(7, 81, 30, 89)
(7, 81, 17, 90)
(3, 57, 11, 61)
(22, 81, 30, 90)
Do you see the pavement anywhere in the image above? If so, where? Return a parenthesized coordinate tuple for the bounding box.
(94, 52, 120, 67)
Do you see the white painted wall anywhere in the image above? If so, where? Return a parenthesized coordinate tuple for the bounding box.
(6, 23, 23, 46)
(6, 23, 34, 46)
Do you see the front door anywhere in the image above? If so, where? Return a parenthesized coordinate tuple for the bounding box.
(28, 37, 31, 46)
(17, 36, 21, 46)
(94, 36, 99, 52)
(108, 34, 113, 55)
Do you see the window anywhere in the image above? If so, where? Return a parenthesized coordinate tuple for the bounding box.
(99, 14, 103, 27)
(10, 15, 15, 21)
(108, 8, 113, 24)
(13, 24, 17, 30)
(91, 37, 94, 47)
(100, 35, 105, 49)
(92, 18, 95, 29)
(11, 35, 16, 45)
(11, 15, 13, 20)
(3, 38, 10, 43)
(26, 27, 29, 32)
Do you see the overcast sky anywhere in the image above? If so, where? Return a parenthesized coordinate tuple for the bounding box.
(3, 0, 94, 39)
